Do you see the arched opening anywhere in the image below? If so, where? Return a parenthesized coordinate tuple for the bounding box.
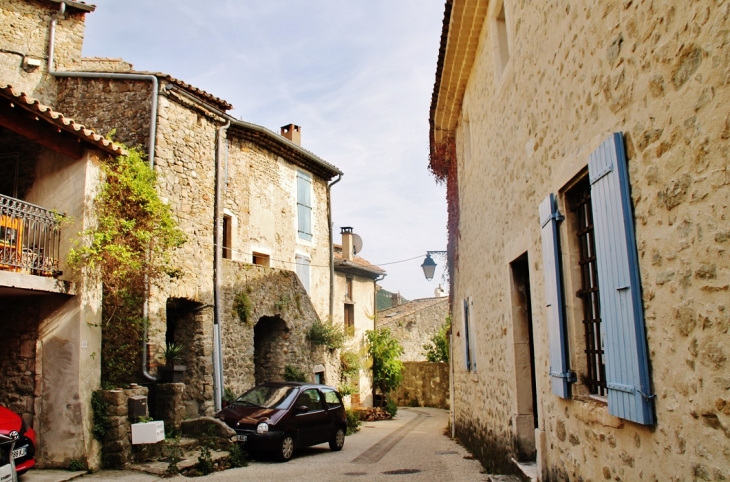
(253, 315, 289, 385)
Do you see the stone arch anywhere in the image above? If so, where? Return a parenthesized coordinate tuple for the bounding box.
(253, 315, 290, 385)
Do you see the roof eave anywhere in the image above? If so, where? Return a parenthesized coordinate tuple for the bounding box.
(49, 0, 96, 12)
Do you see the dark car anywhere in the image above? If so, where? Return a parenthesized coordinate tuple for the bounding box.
(0, 407, 35, 475)
(215, 382, 347, 462)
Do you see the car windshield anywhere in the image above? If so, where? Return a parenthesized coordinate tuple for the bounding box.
(235, 386, 299, 409)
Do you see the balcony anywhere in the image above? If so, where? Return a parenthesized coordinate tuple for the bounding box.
(0, 193, 62, 277)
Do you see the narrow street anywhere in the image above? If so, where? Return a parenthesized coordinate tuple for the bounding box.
(23, 408, 493, 482)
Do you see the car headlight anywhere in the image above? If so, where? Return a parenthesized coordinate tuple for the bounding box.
(256, 422, 269, 434)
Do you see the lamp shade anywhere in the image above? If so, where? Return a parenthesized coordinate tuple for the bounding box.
(421, 254, 437, 281)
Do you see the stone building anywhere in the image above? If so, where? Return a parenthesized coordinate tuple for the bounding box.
(1, 0, 344, 467)
(378, 296, 449, 361)
(429, 0, 730, 480)
(0, 82, 121, 468)
(332, 228, 386, 407)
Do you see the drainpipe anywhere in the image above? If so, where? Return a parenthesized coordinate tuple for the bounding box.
(327, 174, 342, 322)
(213, 121, 230, 412)
(48, 2, 161, 381)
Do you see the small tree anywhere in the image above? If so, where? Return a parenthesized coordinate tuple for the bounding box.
(422, 316, 450, 363)
(365, 328, 404, 405)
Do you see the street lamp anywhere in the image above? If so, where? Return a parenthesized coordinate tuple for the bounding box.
(421, 251, 446, 281)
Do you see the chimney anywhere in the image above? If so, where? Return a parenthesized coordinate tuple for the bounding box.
(434, 284, 445, 298)
(391, 292, 402, 307)
(281, 124, 301, 146)
(341, 227, 354, 261)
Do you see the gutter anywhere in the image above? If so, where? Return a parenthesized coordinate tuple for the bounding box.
(213, 120, 230, 412)
(48, 2, 162, 381)
(373, 274, 386, 329)
(327, 174, 342, 321)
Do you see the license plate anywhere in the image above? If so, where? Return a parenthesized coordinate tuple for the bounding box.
(12, 446, 26, 459)
(235, 435, 247, 442)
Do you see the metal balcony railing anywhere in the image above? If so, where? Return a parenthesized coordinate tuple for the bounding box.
(0, 194, 62, 277)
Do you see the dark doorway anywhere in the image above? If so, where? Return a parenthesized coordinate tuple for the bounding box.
(510, 253, 538, 461)
(253, 316, 289, 385)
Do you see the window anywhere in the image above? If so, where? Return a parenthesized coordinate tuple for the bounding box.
(539, 133, 655, 425)
(296, 171, 313, 241)
(322, 388, 342, 409)
(463, 297, 476, 371)
(566, 177, 606, 397)
(493, 1, 510, 76)
(344, 303, 354, 336)
(222, 215, 232, 259)
(296, 388, 324, 412)
(295, 254, 310, 294)
(252, 252, 270, 267)
(345, 278, 353, 300)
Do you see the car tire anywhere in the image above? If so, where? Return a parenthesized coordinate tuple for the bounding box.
(277, 434, 295, 462)
(329, 428, 345, 451)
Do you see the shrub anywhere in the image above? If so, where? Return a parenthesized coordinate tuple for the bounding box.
(340, 350, 361, 378)
(91, 391, 111, 441)
(423, 316, 450, 363)
(227, 443, 248, 468)
(232, 292, 253, 325)
(366, 328, 404, 404)
(385, 397, 398, 418)
(345, 409, 362, 435)
(307, 319, 345, 351)
(337, 382, 357, 397)
(283, 365, 308, 382)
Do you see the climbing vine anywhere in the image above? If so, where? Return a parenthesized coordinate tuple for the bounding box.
(70, 146, 185, 387)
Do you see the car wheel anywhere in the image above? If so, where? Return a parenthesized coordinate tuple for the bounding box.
(277, 434, 295, 462)
(329, 428, 345, 451)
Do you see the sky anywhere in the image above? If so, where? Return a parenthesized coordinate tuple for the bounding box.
(81, 0, 449, 300)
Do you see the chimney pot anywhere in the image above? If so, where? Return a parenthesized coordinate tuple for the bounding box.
(281, 124, 301, 146)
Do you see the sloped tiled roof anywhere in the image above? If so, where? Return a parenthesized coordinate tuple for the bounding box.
(378, 297, 448, 321)
(48, 0, 96, 12)
(334, 244, 386, 277)
(0, 85, 124, 156)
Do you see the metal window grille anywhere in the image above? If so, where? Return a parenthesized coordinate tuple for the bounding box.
(570, 181, 606, 396)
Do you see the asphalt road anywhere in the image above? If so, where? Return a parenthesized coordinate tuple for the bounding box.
(23, 407, 490, 482)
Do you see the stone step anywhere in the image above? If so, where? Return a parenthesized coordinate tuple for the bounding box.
(129, 447, 230, 476)
(510, 458, 538, 482)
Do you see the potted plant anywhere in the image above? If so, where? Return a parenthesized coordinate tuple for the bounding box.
(159, 342, 187, 383)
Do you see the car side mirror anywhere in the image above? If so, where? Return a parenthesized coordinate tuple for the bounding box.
(296, 405, 309, 413)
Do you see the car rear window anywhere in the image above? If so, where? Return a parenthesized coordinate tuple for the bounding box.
(322, 389, 342, 409)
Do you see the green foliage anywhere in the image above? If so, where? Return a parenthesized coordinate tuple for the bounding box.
(227, 444, 249, 468)
(68, 459, 86, 472)
(91, 391, 111, 441)
(164, 342, 184, 366)
(340, 350, 361, 379)
(307, 319, 345, 351)
(164, 436, 182, 476)
(337, 382, 357, 397)
(232, 292, 253, 325)
(345, 409, 362, 435)
(283, 365, 308, 382)
(385, 396, 398, 417)
(223, 387, 237, 403)
(274, 293, 290, 311)
(197, 444, 214, 475)
(366, 328, 404, 403)
(423, 316, 450, 363)
(69, 147, 185, 387)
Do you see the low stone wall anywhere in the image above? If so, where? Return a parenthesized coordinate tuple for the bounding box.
(95, 386, 149, 468)
(150, 383, 185, 434)
(391, 362, 449, 409)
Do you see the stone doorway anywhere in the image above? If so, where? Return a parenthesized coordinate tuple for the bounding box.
(509, 253, 538, 461)
(253, 315, 289, 385)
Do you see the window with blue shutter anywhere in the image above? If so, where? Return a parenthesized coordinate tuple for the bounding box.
(297, 171, 313, 241)
(463, 298, 472, 371)
(295, 254, 310, 294)
(588, 133, 654, 425)
(539, 193, 573, 399)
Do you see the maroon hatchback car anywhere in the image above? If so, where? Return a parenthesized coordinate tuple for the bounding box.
(215, 382, 347, 462)
(0, 407, 35, 475)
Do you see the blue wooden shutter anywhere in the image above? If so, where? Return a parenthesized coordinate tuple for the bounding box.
(589, 133, 654, 425)
(539, 193, 572, 399)
(295, 254, 310, 294)
(297, 171, 312, 241)
(463, 298, 472, 371)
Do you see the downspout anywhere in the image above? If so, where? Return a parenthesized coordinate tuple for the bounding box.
(327, 174, 342, 322)
(49, 2, 161, 381)
(213, 120, 230, 412)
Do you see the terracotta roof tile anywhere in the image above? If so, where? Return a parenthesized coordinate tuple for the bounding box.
(0, 85, 125, 157)
(334, 244, 386, 274)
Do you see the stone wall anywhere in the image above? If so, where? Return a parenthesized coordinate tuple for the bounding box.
(446, 0, 730, 480)
(391, 362, 449, 409)
(95, 386, 150, 468)
(378, 298, 449, 361)
(0, 0, 87, 103)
